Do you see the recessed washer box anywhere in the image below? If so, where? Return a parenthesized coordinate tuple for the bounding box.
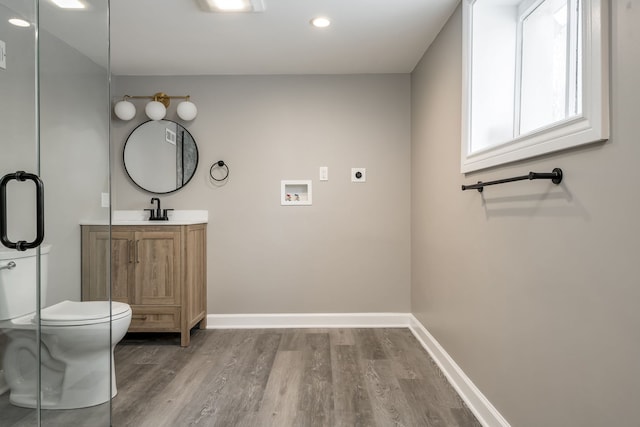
(281, 180, 312, 205)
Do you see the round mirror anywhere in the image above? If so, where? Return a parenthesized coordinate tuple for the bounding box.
(123, 120, 198, 194)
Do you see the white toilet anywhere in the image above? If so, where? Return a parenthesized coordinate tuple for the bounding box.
(0, 245, 132, 409)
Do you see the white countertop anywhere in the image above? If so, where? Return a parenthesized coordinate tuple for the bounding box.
(80, 210, 208, 226)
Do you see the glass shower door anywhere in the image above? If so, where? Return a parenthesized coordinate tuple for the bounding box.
(0, 0, 111, 425)
(0, 0, 40, 425)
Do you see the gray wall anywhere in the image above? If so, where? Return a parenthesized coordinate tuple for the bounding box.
(39, 30, 110, 305)
(0, 4, 37, 243)
(0, 3, 110, 305)
(411, 3, 640, 427)
(112, 74, 411, 314)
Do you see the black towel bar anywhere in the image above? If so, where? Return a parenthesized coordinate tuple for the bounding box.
(461, 168, 563, 192)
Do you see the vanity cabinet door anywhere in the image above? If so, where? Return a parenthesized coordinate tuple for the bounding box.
(81, 227, 134, 303)
(133, 230, 181, 306)
(111, 231, 135, 304)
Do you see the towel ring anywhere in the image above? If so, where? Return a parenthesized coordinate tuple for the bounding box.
(209, 160, 229, 182)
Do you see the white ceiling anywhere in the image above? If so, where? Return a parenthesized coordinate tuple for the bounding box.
(7, 0, 458, 75)
(109, 0, 459, 76)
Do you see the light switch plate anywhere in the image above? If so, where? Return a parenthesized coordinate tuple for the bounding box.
(351, 168, 366, 182)
(0, 40, 6, 70)
(101, 192, 109, 208)
(319, 166, 328, 181)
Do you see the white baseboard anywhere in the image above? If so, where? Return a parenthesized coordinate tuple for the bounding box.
(206, 312, 410, 329)
(205, 312, 508, 427)
(408, 315, 510, 427)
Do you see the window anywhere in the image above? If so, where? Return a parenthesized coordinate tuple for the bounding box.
(518, 0, 582, 135)
(461, 0, 608, 173)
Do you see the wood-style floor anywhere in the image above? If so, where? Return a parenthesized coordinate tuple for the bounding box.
(0, 328, 480, 426)
(113, 328, 479, 427)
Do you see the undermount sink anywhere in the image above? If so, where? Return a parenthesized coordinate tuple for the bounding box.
(112, 210, 208, 225)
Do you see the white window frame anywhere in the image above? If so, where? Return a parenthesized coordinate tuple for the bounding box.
(461, 0, 609, 173)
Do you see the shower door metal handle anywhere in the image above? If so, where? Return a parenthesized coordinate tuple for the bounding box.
(0, 171, 45, 251)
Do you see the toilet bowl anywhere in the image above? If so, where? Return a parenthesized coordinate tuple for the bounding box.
(0, 245, 132, 409)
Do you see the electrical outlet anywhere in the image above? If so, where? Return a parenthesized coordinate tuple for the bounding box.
(101, 192, 109, 208)
(351, 168, 366, 182)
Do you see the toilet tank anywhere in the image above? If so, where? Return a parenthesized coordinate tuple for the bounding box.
(0, 245, 50, 321)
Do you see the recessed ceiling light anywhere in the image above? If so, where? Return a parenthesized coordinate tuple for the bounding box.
(197, 0, 265, 13)
(213, 0, 249, 11)
(8, 18, 30, 27)
(50, 0, 85, 9)
(310, 17, 331, 28)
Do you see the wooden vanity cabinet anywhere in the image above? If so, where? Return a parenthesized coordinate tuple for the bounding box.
(81, 224, 207, 346)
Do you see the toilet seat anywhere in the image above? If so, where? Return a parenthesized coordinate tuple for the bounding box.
(40, 300, 131, 326)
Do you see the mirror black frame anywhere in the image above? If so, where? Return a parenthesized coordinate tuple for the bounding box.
(122, 120, 199, 194)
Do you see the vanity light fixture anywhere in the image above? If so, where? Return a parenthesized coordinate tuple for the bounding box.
(113, 92, 198, 121)
(196, 0, 265, 13)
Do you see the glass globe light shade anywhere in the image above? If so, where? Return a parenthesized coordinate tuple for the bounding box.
(114, 100, 136, 121)
(145, 100, 167, 121)
(177, 101, 198, 121)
